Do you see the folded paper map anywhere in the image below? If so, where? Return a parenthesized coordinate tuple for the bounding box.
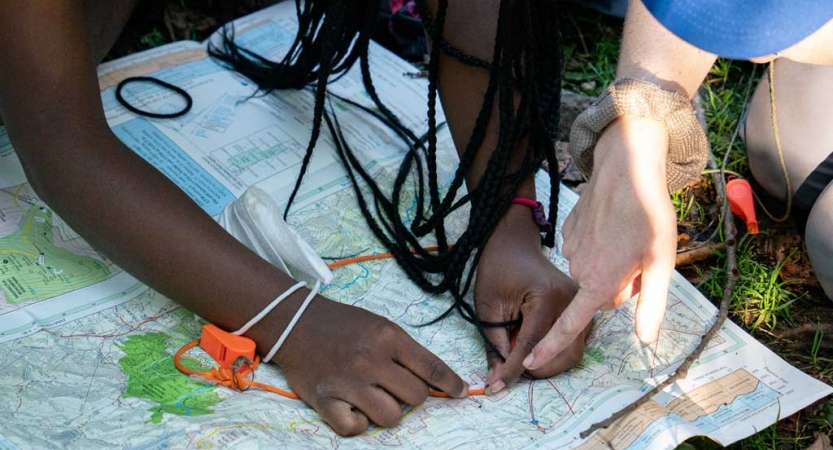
(0, 4, 829, 449)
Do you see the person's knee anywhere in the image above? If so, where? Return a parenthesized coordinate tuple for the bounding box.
(805, 184, 833, 300)
(743, 60, 833, 201)
(743, 73, 786, 200)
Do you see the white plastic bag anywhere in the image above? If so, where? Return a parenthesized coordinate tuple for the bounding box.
(218, 187, 333, 285)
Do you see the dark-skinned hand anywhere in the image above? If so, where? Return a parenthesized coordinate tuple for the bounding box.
(476, 204, 591, 394)
(267, 295, 469, 436)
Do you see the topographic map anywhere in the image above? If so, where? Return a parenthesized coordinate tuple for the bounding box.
(0, 4, 829, 449)
(0, 185, 113, 306)
(0, 179, 145, 341)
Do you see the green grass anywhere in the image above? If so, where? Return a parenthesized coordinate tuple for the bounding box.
(702, 58, 760, 175)
(699, 235, 799, 331)
(818, 401, 833, 430)
(811, 324, 824, 365)
(671, 189, 706, 227)
(139, 28, 169, 49)
(560, 6, 621, 96)
(685, 56, 815, 343)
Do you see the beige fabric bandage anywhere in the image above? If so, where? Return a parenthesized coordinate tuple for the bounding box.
(569, 78, 710, 192)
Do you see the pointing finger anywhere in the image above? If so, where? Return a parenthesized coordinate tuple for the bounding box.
(523, 288, 598, 371)
(526, 321, 592, 379)
(634, 256, 672, 343)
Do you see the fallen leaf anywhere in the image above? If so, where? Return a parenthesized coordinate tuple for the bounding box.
(806, 433, 831, 450)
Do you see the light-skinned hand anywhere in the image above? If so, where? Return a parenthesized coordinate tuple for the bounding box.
(524, 116, 677, 371)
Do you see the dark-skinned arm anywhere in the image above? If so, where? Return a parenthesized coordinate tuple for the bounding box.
(0, 0, 466, 435)
(0, 0, 305, 359)
(429, 0, 588, 394)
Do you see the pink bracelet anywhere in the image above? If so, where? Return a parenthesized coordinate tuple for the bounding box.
(512, 197, 553, 232)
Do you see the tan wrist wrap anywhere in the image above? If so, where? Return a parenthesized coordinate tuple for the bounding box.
(569, 78, 710, 192)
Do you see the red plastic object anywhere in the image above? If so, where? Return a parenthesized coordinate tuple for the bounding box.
(726, 178, 759, 234)
(199, 324, 257, 371)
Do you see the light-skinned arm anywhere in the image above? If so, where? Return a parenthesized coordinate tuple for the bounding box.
(525, 0, 717, 370)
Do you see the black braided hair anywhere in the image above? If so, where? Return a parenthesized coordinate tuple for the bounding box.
(209, 0, 563, 361)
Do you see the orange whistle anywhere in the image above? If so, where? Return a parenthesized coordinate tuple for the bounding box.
(199, 324, 257, 371)
(726, 178, 759, 234)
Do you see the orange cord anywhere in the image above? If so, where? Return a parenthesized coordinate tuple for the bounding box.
(325, 245, 443, 269)
(175, 339, 300, 399)
(174, 246, 487, 399)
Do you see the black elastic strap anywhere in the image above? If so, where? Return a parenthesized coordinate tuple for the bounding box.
(794, 150, 833, 211)
(115, 76, 193, 119)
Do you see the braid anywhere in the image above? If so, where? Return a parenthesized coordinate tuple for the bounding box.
(211, 0, 564, 361)
(421, 0, 450, 252)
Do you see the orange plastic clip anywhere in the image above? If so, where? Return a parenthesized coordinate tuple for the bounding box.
(199, 324, 257, 371)
(726, 178, 759, 234)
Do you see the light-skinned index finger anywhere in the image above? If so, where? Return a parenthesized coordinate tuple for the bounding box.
(523, 288, 598, 371)
(395, 335, 469, 398)
(634, 256, 673, 343)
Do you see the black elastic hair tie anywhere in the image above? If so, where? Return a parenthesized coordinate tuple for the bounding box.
(115, 76, 193, 119)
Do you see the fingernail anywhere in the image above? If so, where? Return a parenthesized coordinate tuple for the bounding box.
(637, 328, 659, 344)
(458, 382, 470, 398)
(523, 353, 535, 369)
(485, 380, 505, 396)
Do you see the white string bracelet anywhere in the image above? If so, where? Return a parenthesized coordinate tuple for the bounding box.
(263, 280, 321, 363)
(232, 281, 307, 336)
